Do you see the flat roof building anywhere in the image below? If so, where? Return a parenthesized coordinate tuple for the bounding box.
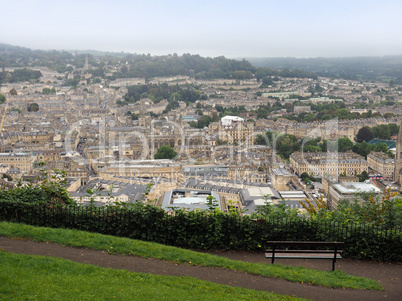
(328, 181, 381, 209)
(161, 189, 221, 212)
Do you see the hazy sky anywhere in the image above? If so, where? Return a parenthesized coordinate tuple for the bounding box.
(1, 0, 401, 58)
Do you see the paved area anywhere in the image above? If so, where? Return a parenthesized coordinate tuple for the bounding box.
(0, 237, 400, 301)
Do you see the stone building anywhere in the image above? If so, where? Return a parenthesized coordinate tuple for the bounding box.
(32, 150, 62, 163)
(94, 159, 183, 184)
(321, 175, 359, 194)
(0, 152, 34, 174)
(228, 165, 266, 183)
(270, 167, 298, 191)
(217, 116, 254, 146)
(367, 151, 394, 179)
(289, 151, 368, 178)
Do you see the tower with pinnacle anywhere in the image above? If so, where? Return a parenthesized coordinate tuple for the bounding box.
(84, 55, 89, 70)
(393, 119, 402, 189)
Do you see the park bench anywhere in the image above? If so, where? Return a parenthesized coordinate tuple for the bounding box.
(265, 241, 344, 271)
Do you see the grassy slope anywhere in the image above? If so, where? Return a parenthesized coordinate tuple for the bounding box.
(0, 252, 305, 301)
(0, 222, 383, 291)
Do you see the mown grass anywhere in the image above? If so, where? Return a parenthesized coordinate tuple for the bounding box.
(0, 251, 306, 301)
(0, 221, 383, 290)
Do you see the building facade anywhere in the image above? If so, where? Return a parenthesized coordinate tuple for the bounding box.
(290, 151, 368, 178)
(367, 151, 394, 179)
(218, 116, 255, 146)
(0, 152, 34, 174)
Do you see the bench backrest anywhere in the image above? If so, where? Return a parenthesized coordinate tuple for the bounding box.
(266, 241, 344, 248)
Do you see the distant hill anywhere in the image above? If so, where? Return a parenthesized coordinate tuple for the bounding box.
(247, 56, 402, 82)
(64, 49, 129, 57)
(1, 42, 401, 83)
(1, 43, 307, 81)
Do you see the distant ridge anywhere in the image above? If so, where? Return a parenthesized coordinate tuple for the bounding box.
(246, 56, 402, 81)
(1, 42, 402, 82)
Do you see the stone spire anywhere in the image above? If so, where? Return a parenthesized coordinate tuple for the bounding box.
(84, 55, 89, 70)
(393, 118, 402, 186)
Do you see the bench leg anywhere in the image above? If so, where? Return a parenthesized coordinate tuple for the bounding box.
(332, 247, 337, 271)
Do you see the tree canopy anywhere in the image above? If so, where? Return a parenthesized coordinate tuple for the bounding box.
(0, 68, 42, 84)
(356, 126, 374, 143)
(0, 93, 5, 104)
(27, 102, 39, 112)
(154, 145, 177, 160)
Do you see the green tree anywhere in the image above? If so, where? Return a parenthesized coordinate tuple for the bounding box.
(0, 93, 5, 104)
(374, 142, 389, 154)
(365, 144, 376, 157)
(253, 197, 298, 219)
(27, 103, 39, 112)
(300, 172, 309, 182)
(275, 134, 300, 159)
(335, 108, 351, 119)
(168, 92, 181, 102)
(2, 173, 12, 181)
(261, 76, 273, 86)
(371, 124, 391, 140)
(255, 133, 269, 145)
(10, 107, 21, 114)
(358, 170, 369, 182)
(356, 126, 374, 143)
(9, 88, 17, 95)
(198, 115, 212, 128)
(154, 145, 177, 159)
(42, 87, 56, 94)
(303, 144, 321, 152)
(352, 141, 368, 157)
(388, 123, 399, 136)
(216, 140, 227, 146)
(206, 195, 219, 212)
(338, 137, 353, 152)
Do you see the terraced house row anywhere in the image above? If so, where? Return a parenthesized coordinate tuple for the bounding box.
(289, 151, 368, 177)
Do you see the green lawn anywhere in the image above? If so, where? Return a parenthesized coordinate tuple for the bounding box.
(0, 251, 306, 301)
(0, 222, 383, 291)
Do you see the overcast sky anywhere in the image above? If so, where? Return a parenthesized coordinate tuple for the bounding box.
(1, 0, 401, 58)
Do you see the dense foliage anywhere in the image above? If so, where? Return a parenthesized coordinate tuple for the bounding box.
(42, 87, 56, 94)
(284, 102, 389, 122)
(27, 102, 39, 112)
(0, 68, 42, 84)
(0, 175, 400, 261)
(0, 43, 329, 84)
(0, 93, 5, 104)
(119, 83, 206, 106)
(249, 56, 402, 83)
(356, 124, 399, 141)
(255, 132, 300, 159)
(254, 67, 317, 81)
(0, 199, 400, 261)
(154, 145, 177, 159)
(256, 132, 394, 160)
(116, 54, 257, 80)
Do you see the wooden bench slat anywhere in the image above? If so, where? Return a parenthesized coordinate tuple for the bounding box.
(266, 249, 343, 254)
(266, 241, 344, 247)
(266, 253, 342, 259)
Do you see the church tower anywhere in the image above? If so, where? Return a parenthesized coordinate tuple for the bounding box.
(393, 119, 402, 188)
(84, 55, 89, 70)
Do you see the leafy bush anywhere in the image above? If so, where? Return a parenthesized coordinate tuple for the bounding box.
(0, 199, 400, 261)
(0, 177, 400, 261)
